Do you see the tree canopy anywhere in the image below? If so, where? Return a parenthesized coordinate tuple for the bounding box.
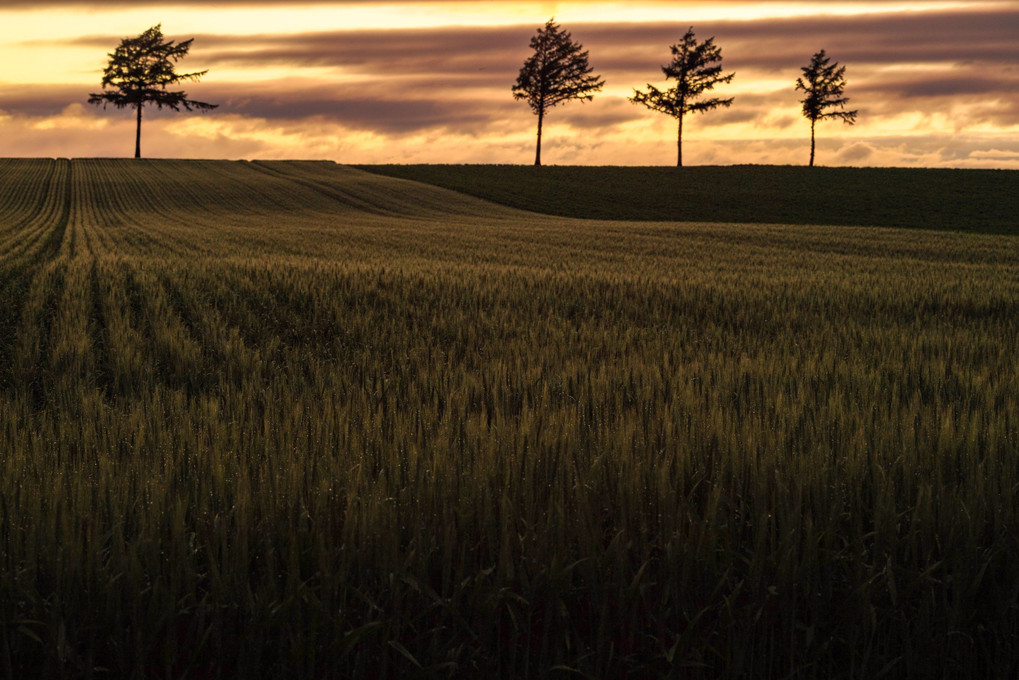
(630, 28, 735, 167)
(88, 24, 217, 159)
(512, 19, 604, 166)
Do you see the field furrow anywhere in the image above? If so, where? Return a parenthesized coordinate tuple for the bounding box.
(250, 161, 515, 219)
(156, 265, 268, 390)
(0, 160, 56, 238)
(0, 161, 62, 261)
(0, 160, 76, 394)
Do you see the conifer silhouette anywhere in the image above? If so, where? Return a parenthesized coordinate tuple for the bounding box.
(89, 25, 217, 158)
(631, 28, 735, 167)
(795, 50, 858, 167)
(513, 19, 604, 167)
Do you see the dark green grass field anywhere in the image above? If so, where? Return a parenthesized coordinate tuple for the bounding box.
(359, 165, 1019, 233)
(1, 159, 1018, 678)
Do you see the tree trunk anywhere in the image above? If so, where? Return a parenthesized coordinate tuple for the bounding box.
(677, 114, 684, 168)
(809, 118, 815, 168)
(534, 107, 544, 167)
(135, 103, 143, 159)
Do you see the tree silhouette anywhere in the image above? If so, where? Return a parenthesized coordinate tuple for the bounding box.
(88, 25, 217, 159)
(630, 28, 734, 168)
(512, 19, 604, 167)
(795, 50, 858, 167)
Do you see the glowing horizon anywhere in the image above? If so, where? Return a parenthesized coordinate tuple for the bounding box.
(1, 1, 1017, 167)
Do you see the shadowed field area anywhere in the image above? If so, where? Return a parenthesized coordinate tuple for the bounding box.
(360, 164, 1019, 233)
(1, 159, 1018, 678)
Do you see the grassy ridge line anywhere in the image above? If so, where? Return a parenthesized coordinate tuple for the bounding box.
(357, 164, 1019, 233)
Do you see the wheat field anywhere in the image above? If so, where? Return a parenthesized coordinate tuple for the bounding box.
(1, 158, 1017, 678)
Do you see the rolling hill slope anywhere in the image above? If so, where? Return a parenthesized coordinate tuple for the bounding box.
(1, 159, 1018, 678)
(360, 164, 1019, 233)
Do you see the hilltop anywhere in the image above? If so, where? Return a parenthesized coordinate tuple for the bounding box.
(359, 165, 1019, 234)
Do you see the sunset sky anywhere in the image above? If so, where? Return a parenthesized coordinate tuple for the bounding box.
(0, 1, 1017, 167)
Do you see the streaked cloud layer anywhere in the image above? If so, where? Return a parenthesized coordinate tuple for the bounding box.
(1, 1, 1017, 167)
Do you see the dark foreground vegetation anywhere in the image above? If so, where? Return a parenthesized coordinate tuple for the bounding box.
(360, 164, 1019, 234)
(1, 159, 1018, 678)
